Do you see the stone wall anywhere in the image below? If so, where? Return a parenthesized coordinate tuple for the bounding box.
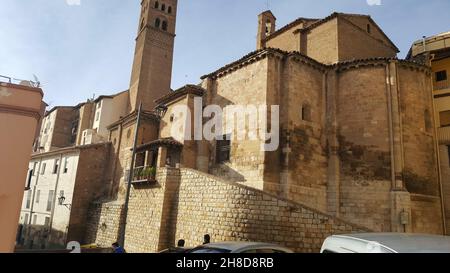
(410, 194, 444, 234)
(337, 17, 397, 61)
(67, 143, 111, 244)
(90, 167, 369, 253)
(208, 57, 269, 189)
(84, 201, 124, 247)
(336, 66, 392, 231)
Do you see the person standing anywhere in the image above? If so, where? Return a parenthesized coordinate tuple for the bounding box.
(112, 242, 126, 253)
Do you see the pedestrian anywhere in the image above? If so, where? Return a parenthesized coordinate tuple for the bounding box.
(112, 242, 126, 253)
(177, 239, 186, 248)
(203, 234, 210, 245)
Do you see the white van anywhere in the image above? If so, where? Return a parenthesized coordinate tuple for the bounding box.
(321, 233, 450, 253)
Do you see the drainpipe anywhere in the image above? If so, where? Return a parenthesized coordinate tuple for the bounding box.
(48, 153, 64, 246)
(26, 157, 43, 247)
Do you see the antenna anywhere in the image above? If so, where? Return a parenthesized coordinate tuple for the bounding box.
(32, 74, 41, 88)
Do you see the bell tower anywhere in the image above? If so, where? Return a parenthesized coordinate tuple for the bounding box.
(129, 0, 178, 111)
(257, 10, 276, 50)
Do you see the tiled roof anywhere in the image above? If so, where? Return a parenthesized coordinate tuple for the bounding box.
(296, 12, 399, 52)
(263, 17, 319, 42)
(154, 84, 205, 105)
(137, 137, 183, 151)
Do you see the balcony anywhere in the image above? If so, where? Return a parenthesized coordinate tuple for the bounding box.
(434, 80, 450, 91)
(131, 165, 157, 185)
(438, 126, 450, 144)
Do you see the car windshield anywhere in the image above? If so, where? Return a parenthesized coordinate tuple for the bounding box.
(189, 247, 231, 253)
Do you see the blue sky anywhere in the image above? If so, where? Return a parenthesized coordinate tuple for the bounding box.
(1, 0, 450, 108)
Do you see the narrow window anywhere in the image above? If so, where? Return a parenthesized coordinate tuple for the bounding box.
(436, 70, 447, 82)
(302, 103, 312, 122)
(26, 190, 32, 209)
(95, 111, 100, 122)
(155, 18, 161, 28)
(36, 190, 40, 204)
(25, 169, 33, 190)
(425, 109, 432, 133)
(44, 217, 50, 226)
(367, 24, 371, 33)
(168, 6, 172, 14)
(161, 4, 166, 11)
(32, 215, 37, 225)
(32, 162, 38, 176)
(58, 190, 65, 205)
(24, 214, 29, 225)
(216, 135, 231, 163)
(63, 157, 69, 173)
(41, 163, 46, 175)
(154, 1, 159, 9)
(162, 20, 168, 31)
(53, 159, 59, 174)
(47, 190, 54, 212)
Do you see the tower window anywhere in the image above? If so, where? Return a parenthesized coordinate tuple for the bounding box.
(161, 4, 166, 11)
(302, 103, 312, 122)
(155, 18, 161, 28)
(367, 24, 371, 33)
(154, 1, 159, 9)
(168, 6, 172, 14)
(162, 21, 168, 31)
(425, 109, 432, 133)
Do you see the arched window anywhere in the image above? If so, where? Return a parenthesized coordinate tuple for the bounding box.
(168, 6, 172, 14)
(162, 4, 166, 11)
(155, 18, 161, 28)
(425, 109, 432, 133)
(302, 103, 312, 122)
(162, 20, 168, 31)
(154, 1, 159, 9)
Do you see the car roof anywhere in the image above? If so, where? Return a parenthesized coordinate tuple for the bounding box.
(329, 233, 450, 253)
(203, 242, 289, 252)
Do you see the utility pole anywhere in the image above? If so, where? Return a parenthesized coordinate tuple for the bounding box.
(118, 102, 142, 247)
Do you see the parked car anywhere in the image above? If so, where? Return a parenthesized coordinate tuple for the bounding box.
(159, 247, 193, 253)
(188, 242, 294, 253)
(321, 233, 450, 253)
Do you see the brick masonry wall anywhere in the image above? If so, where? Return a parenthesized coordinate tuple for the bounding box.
(170, 168, 367, 253)
(336, 66, 392, 231)
(68, 143, 111, 244)
(410, 194, 443, 234)
(84, 201, 124, 247)
(337, 17, 397, 61)
(208, 58, 269, 189)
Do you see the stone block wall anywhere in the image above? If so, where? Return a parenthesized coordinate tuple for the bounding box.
(171, 168, 368, 253)
(84, 201, 124, 247)
(410, 194, 444, 234)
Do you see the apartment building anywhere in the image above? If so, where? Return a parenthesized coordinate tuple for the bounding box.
(17, 143, 110, 249)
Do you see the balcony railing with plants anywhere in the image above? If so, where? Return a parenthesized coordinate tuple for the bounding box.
(131, 166, 157, 184)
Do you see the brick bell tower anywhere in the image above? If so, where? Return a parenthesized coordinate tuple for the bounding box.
(129, 0, 177, 111)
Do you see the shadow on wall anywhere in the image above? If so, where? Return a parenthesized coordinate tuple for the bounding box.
(210, 163, 247, 183)
(83, 201, 126, 247)
(15, 225, 68, 250)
